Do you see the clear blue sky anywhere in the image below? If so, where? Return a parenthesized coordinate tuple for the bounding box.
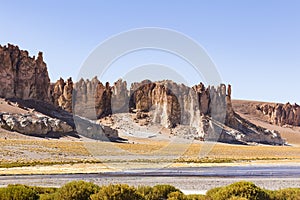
(1, 0, 299, 103)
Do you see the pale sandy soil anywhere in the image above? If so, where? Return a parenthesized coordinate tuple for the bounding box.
(0, 163, 115, 175)
(0, 98, 29, 114)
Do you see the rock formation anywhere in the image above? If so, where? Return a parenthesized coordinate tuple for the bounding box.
(73, 115, 118, 141)
(256, 103, 300, 126)
(130, 80, 200, 129)
(51, 77, 130, 120)
(0, 44, 50, 101)
(66, 77, 284, 145)
(111, 79, 129, 113)
(0, 44, 120, 141)
(50, 77, 73, 112)
(0, 44, 286, 144)
(72, 77, 112, 119)
(0, 112, 73, 136)
(95, 81, 112, 119)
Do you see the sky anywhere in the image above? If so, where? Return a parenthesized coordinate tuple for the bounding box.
(1, 0, 299, 103)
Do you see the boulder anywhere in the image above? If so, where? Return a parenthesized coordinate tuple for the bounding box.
(0, 112, 73, 136)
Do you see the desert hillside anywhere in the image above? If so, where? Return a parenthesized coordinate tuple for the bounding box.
(232, 100, 300, 145)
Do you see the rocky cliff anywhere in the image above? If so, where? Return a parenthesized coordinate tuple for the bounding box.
(256, 103, 300, 126)
(0, 44, 286, 144)
(71, 77, 112, 119)
(50, 77, 73, 112)
(52, 77, 130, 119)
(0, 44, 117, 140)
(54, 77, 284, 145)
(0, 44, 50, 101)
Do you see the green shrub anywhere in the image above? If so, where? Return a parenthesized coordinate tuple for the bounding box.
(268, 188, 300, 200)
(206, 181, 269, 200)
(91, 184, 144, 200)
(205, 186, 222, 199)
(185, 194, 207, 200)
(39, 193, 56, 200)
(29, 186, 57, 195)
(137, 185, 154, 198)
(33, 186, 57, 200)
(167, 191, 187, 200)
(145, 184, 181, 200)
(228, 197, 248, 200)
(0, 184, 39, 200)
(1, 181, 299, 200)
(55, 180, 99, 200)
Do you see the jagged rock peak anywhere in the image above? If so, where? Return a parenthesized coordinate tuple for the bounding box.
(0, 43, 50, 101)
(49, 77, 284, 145)
(50, 77, 73, 113)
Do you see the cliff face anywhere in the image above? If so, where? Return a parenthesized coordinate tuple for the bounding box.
(129, 81, 228, 131)
(56, 78, 229, 129)
(53, 77, 284, 145)
(0, 44, 50, 101)
(0, 44, 117, 140)
(71, 77, 112, 119)
(257, 103, 300, 126)
(50, 77, 73, 112)
(111, 79, 129, 113)
(130, 80, 182, 128)
(55, 78, 129, 119)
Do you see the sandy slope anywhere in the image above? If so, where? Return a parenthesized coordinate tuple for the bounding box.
(232, 99, 300, 145)
(0, 98, 32, 114)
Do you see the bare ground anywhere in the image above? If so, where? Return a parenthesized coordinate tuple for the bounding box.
(232, 99, 300, 146)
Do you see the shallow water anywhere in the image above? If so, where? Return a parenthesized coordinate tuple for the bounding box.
(119, 165, 300, 178)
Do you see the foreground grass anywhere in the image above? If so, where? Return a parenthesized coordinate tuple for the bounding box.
(0, 181, 299, 200)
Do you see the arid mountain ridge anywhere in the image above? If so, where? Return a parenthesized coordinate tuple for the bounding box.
(0, 44, 298, 145)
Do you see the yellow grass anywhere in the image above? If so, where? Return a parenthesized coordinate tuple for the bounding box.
(115, 142, 166, 153)
(1, 137, 300, 174)
(1, 138, 300, 168)
(181, 143, 300, 160)
(0, 139, 90, 155)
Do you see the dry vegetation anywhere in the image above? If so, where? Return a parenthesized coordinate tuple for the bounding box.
(1, 134, 300, 174)
(0, 138, 91, 165)
(181, 142, 300, 161)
